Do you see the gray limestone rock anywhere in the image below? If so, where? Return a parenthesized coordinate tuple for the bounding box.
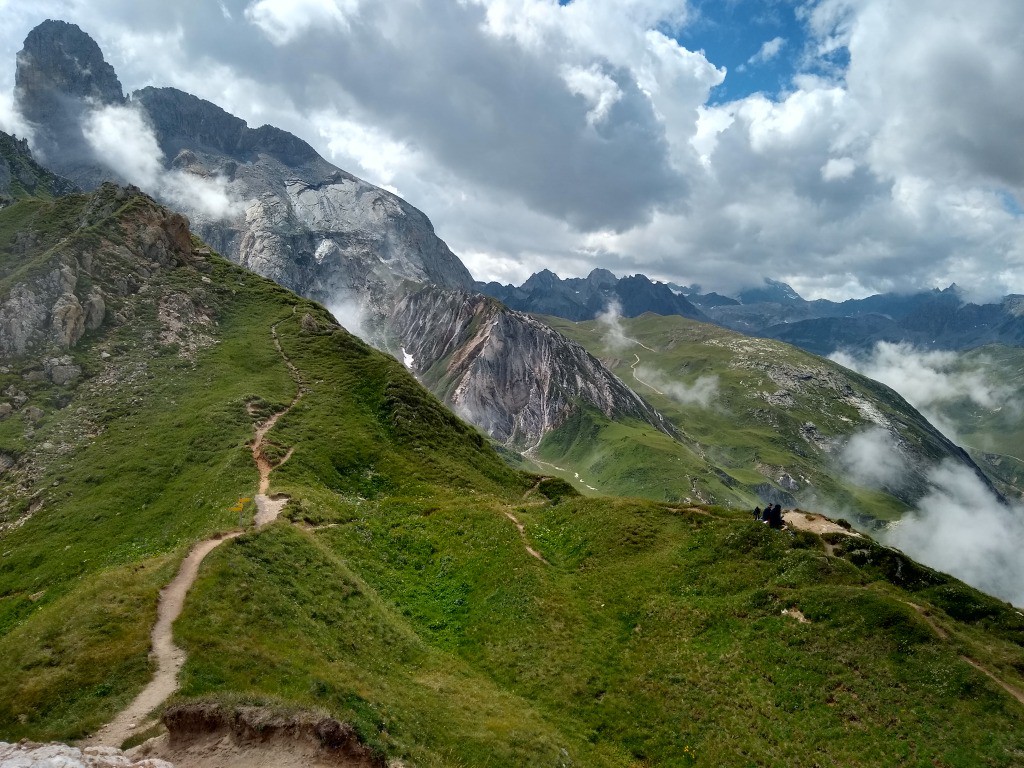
(45, 355, 82, 386)
(387, 287, 674, 449)
(50, 292, 86, 348)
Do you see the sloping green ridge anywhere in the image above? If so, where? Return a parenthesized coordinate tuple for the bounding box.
(538, 313, 971, 521)
(0, 188, 1023, 766)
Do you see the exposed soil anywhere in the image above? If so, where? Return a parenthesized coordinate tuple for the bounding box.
(129, 704, 384, 768)
(783, 510, 861, 538)
(782, 607, 811, 624)
(961, 657, 1024, 707)
(87, 317, 309, 749)
(251, 317, 306, 525)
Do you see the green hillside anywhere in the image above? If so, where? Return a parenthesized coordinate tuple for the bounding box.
(538, 313, 984, 523)
(1, 187, 1023, 766)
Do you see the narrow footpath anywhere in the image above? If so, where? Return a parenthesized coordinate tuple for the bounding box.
(85, 316, 305, 748)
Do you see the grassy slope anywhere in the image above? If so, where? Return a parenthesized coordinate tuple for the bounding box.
(1, 191, 1023, 765)
(538, 313, 957, 521)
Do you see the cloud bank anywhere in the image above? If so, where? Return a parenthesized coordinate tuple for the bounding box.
(81, 103, 244, 220)
(886, 461, 1024, 606)
(830, 342, 1019, 440)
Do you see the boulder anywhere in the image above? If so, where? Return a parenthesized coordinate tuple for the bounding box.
(50, 292, 86, 348)
(45, 355, 82, 386)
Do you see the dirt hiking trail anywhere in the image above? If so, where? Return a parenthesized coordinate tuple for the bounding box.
(85, 533, 243, 748)
(503, 511, 548, 563)
(86, 317, 306, 748)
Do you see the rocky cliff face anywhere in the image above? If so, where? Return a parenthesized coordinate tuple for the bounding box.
(387, 287, 674, 449)
(0, 184, 195, 362)
(15, 20, 124, 187)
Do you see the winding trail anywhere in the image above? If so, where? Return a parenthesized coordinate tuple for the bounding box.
(630, 353, 664, 396)
(503, 511, 548, 563)
(903, 602, 1024, 707)
(85, 533, 242, 748)
(252, 318, 306, 526)
(86, 316, 306, 748)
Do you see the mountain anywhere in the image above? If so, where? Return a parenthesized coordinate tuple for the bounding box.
(14, 19, 126, 189)
(3, 182, 1024, 766)
(384, 287, 673, 449)
(0, 130, 77, 205)
(537, 312, 999, 521)
(12, 21, 666, 457)
(694, 281, 1024, 355)
(14, 21, 473, 308)
(736, 277, 804, 305)
(477, 268, 708, 322)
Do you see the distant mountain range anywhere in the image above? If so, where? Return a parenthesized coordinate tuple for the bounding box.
(482, 271, 1024, 355)
(476, 268, 707, 322)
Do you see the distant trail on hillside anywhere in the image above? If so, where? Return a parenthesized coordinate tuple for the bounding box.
(630, 353, 664, 396)
(503, 511, 548, 563)
(86, 315, 309, 748)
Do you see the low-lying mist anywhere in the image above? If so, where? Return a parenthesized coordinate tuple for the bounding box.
(830, 341, 1019, 442)
(83, 103, 244, 220)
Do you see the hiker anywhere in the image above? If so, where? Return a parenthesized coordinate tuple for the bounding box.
(753, 506, 762, 521)
(768, 503, 784, 529)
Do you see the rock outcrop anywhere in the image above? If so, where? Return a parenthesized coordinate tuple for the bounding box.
(0, 130, 77, 204)
(0, 184, 193, 358)
(387, 287, 674, 449)
(0, 741, 173, 768)
(15, 20, 125, 186)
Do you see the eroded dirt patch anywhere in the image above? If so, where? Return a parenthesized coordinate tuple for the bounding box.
(132, 704, 385, 768)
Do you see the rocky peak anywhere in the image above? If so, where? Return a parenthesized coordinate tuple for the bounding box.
(131, 87, 322, 168)
(522, 269, 561, 291)
(586, 267, 618, 288)
(16, 20, 124, 113)
(14, 21, 125, 186)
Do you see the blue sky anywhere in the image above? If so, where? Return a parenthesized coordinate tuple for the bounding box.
(680, 0, 807, 101)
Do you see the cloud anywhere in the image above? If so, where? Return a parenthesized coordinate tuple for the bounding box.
(830, 342, 1019, 440)
(596, 299, 632, 351)
(633, 364, 718, 407)
(838, 426, 907, 489)
(326, 297, 373, 343)
(1, 1, 1024, 300)
(746, 35, 786, 66)
(81, 102, 244, 219)
(0, 89, 33, 141)
(885, 460, 1024, 606)
(245, 0, 360, 45)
